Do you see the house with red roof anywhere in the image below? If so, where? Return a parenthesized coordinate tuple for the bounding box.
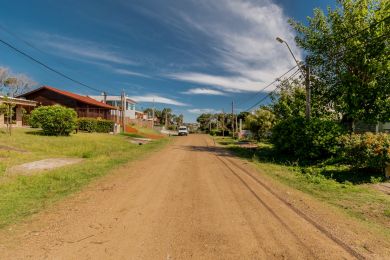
(17, 86, 117, 121)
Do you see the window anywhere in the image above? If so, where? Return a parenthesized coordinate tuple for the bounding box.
(106, 100, 115, 106)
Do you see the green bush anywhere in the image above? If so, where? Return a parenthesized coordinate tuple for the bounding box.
(29, 105, 77, 136)
(338, 133, 390, 170)
(271, 117, 344, 161)
(77, 118, 114, 133)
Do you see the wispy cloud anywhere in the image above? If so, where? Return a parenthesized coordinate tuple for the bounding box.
(181, 88, 226, 95)
(113, 68, 150, 78)
(165, 0, 301, 92)
(188, 108, 221, 114)
(130, 95, 188, 106)
(31, 32, 136, 66)
(171, 73, 265, 92)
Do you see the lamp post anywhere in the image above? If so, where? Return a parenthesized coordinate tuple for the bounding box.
(276, 37, 311, 120)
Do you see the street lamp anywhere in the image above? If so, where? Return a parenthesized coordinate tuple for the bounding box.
(276, 37, 304, 74)
(276, 36, 311, 119)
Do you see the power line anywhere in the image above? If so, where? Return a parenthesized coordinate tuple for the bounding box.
(244, 68, 303, 112)
(0, 37, 107, 94)
(237, 65, 298, 107)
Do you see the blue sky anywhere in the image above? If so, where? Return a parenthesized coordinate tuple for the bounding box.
(0, 0, 335, 122)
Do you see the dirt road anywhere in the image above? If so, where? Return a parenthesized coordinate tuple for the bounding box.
(0, 135, 388, 259)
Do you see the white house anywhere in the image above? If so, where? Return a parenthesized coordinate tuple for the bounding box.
(89, 95, 137, 120)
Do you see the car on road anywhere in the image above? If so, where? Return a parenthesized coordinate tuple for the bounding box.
(178, 126, 189, 136)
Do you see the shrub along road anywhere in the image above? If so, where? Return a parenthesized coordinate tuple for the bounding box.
(0, 134, 389, 259)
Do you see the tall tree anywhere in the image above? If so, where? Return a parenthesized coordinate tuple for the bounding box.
(289, 0, 390, 123)
(0, 67, 36, 97)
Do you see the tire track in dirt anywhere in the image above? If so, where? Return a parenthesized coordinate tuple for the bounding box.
(204, 137, 364, 259)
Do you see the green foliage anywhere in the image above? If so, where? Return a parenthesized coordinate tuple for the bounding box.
(77, 118, 114, 133)
(338, 133, 390, 170)
(271, 82, 306, 120)
(29, 105, 77, 136)
(271, 117, 345, 161)
(245, 108, 276, 140)
(289, 0, 390, 123)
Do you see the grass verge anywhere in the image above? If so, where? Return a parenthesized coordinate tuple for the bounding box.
(215, 136, 390, 236)
(0, 128, 168, 228)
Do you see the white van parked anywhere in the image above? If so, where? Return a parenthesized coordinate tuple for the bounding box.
(178, 126, 189, 136)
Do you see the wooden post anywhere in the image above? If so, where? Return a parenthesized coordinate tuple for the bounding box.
(305, 65, 311, 120)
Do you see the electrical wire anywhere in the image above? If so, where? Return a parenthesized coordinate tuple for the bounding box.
(0, 37, 107, 94)
(236, 65, 298, 107)
(244, 68, 303, 112)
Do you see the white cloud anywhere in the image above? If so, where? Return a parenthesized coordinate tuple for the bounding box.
(129, 95, 188, 106)
(31, 32, 136, 66)
(188, 108, 221, 114)
(172, 73, 265, 92)
(181, 88, 226, 95)
(113, 68, 150, 78)
(165, 0, 302, 92)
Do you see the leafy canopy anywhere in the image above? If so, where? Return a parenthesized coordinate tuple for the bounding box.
(289, 0, 390, 123)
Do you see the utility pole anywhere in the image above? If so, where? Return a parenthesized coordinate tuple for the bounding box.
(305, 65, 311, 120)
(165, 112, 168, 129)
(121, 90, 126, 132)
(222, 109, 225, 137)
(102, 91, 107, 104)
(152, 98, 155, 129)
(231, 101, 235, 139)
(235, 115, 238, 136)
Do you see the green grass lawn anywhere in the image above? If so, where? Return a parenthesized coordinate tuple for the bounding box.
(214, 136, 390, 237)
(0, 128, 168, 228)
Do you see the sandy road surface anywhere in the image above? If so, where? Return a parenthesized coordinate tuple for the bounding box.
(0, 134, 389, 259)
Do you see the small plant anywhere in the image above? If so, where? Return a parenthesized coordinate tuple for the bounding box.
(29, 105, 77, 136)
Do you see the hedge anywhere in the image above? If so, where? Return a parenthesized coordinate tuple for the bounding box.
(271, 117, 345, 161)
(338, 133, 390, 170)
(78, 118, 115, 133)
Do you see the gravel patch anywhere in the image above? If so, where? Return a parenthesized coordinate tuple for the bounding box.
(6, 158, 84, 176)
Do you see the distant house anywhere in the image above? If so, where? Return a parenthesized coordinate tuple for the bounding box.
(89, 95, 137, 122)
(17, 86, 116, 120)
(0, 96, 37, 127)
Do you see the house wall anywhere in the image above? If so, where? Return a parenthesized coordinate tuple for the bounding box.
(23, 89, 112, 120)
(15, 106, 23, 127)
(0, 105, 24, 127)
(89, 96, 136, 120)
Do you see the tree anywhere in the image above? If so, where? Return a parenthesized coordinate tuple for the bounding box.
(0, 67, 36, 97)
(196, 113, 212, 131)
(175, 114, 184, 126)
(161, 108, 172, 127)
(289, 0, 390, 123)
(245, 108, 276, 140)
(270, 82, 306, 121)
(0, 97, 16, 135)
